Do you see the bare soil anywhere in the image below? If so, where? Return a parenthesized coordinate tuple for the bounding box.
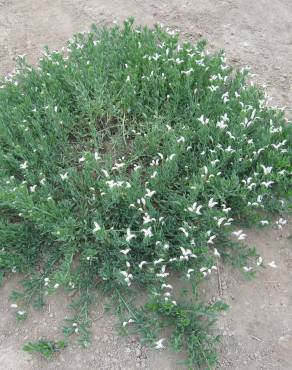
(0, 1, 291, 369)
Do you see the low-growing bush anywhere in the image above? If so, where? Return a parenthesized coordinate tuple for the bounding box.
(0, 18, 291, 368)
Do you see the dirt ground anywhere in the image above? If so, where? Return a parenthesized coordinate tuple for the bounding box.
(0, 0, 291, 369)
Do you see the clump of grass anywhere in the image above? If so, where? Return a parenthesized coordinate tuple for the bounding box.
(23, 340, 66, 359)
(0, 18, 291, 368)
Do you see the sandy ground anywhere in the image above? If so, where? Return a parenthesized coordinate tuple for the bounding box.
(0, 0, 292, 369)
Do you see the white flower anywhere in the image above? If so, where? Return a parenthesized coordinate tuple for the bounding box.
(225, 146, 235, 153)
(208, 85, 219, 93)
(60, 172, 68, 180)
(179, 227, 189, 237)
(30, 185, 37, 193)
(268, 261, 277, 268)
(79, 156, 86, 163)
(10, 304, 18, 308)
(222, 92, 229, 103)
(120, 248, 131, 255)
(143, 213, 153, 224)
(207, 235, 216, 244)
(208, 198, 218, 208)
(276, 218, 287, 230)
(20, 161, 28, 169)
(214, 248, 220, 257)
(154, 258, 164, 265)
(181, 68, 193, 75)
(166, 153, 176, 161)
(93, 222, 101, 233)
(54, 283, 59, 289)
(120, 271, 133, 286)
(187, 202, 203, 215)
(196, 205, 203, 215)
(175, 57, 184, 64)
(94, 151, 101, 161)
(222, 204, 231, 213)
(156, 265, 169, 278)
(243, 266, 252, 272)
(232, 230, 243, 237)
(161, 284, 173, 290)
(260, 220, 269, 225)
(134, 164, 142, 171)
(211, 159, 220, 166)
(150, 159, 160, 167)
(40, 178, 46, 185)
(238, 233, 246, 240)
(145, 188, 156, 198)
(217, 217, 226, 227)
(154, 338, 166, 349)
(101, 169, 110, 178)
(126, 228, 136, 242)
(186, 268, 194, 279)
(257, 256, 263, 266)
(200, 270, 208, 277)
(261, 181, 274, 188)
(177, 136, 185, 143)
(139, 261, 147, 269)
(216, 120, 228, 130)
(106, 180, 118, 189)
(163, 243, 170, 250)
(141, 227, 153, 238)
(179, 247, 197, 261)
(198, 115, 209, 125)
(112, 162, 125, 171)
(260, 164, 272, 175)
(123, 319, 135, 327)
(221, 113, 229, 122)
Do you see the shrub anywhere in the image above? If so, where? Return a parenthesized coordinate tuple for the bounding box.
(0, 18, 291, 368)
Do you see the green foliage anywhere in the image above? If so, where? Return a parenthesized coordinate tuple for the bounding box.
(125, 296, 229, 368)
(23, 340, 66, 359)
(0, 18, 291, 368)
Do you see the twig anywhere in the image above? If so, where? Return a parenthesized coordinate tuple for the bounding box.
(251, 335, 263, 342)
(216, 261, 223, 297)
(122, 114, 127, 146)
